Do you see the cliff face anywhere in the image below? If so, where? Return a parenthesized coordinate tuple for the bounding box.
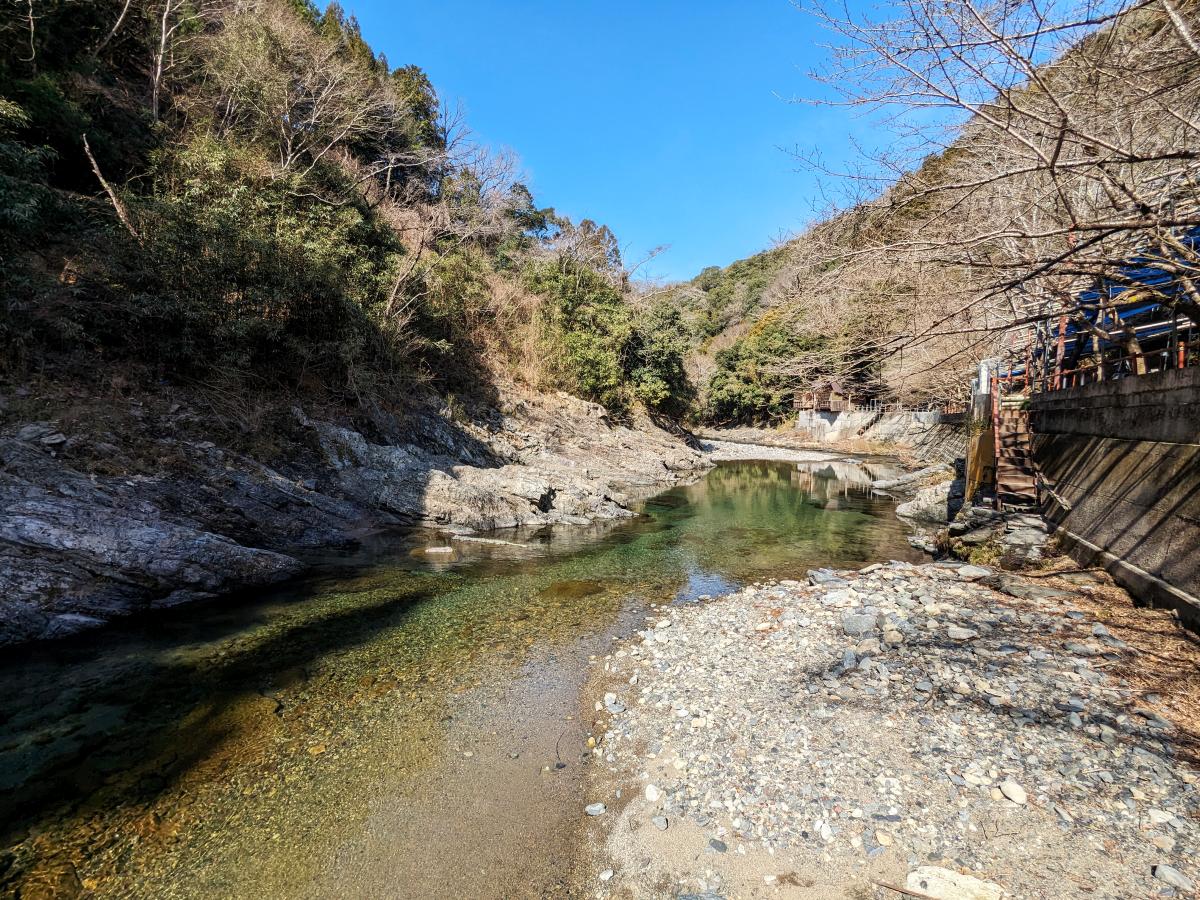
(0, 384, 708, 646)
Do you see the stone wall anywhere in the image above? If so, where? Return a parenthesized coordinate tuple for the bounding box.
(793, 410, 879, 443)
(1028, 368, 1200, 621)
(794, 410, 966, 463)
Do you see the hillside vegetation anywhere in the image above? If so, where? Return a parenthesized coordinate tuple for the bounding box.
(5, 0, 1196, 433)
(0, 0, 691, 424)
(671, 0, 1200, 424)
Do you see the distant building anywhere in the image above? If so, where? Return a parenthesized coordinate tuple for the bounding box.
(794, 379, 854, 412)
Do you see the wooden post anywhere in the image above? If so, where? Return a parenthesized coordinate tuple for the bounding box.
(1053, 315, 1067, 390)
(988, 374, 998, 494)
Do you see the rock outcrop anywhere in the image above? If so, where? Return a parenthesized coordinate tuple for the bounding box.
(302, 391, 704, 533)
(0, 388, 708, 646)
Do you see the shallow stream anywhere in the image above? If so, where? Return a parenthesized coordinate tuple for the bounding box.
(0, 458, 920, 899)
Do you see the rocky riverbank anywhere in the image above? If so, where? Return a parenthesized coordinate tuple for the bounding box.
(700, 439, 841, 465)
(581, 559, 1200, 899)
(697, 418, 966, 466)
(0, 385, 708, 646)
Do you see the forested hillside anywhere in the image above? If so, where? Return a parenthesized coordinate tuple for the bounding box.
(0, 0, 691, 421)
(5, 0, 1197, 433)
(672, 0, 1200, 425)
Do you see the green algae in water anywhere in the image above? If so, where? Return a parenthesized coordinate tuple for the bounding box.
(0, 460, 920, 899)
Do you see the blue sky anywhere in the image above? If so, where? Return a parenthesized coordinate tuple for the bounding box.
(343, 1, 869, 283)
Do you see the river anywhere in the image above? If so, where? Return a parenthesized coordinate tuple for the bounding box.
(0, 458, 921, 899)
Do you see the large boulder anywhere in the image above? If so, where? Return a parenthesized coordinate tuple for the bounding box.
(896, 479, 961, 524)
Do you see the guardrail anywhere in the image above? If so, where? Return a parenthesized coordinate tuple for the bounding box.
(997, 338, 1198, 396)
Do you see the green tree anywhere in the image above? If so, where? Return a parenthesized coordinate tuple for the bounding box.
(704, 311, 814, 423)
(626, 302, 693, 414)
(525, 257, 632, 409)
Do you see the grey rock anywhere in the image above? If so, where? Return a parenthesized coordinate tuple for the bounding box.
(871, 464, 952, 492)
(957, 565, 992, 580)
(585, 803, 607, 816)
(16, 423, 55, 442)
(0, 600, 49, 645)
(895, 481, 952, 523)
(958, 526, 1000, 545)
(842, 612, 877, 637)
(1152, 864, 1194, 891)
(41, 613, 106, 639)
(809, 568, 850, 587)
(999, 779, 1027, 804)
(984, 574, 1070, 603)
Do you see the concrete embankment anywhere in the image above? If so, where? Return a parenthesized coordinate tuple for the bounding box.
(793, 409, 967, 462)
(1029, 367, 1200, 623)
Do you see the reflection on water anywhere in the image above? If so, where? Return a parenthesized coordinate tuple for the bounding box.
(0, 460, 920, 899)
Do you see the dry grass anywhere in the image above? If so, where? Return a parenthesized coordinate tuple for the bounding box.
(1025, 556, 1200, 767)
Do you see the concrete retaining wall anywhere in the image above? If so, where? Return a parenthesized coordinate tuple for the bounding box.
(793, 410, 879, 443)
(794, 410, 966, 463)
(1028, 368, 1200, 621)
(1029, 367, 1199, 444)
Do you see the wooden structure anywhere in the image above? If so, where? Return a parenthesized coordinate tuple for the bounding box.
(794, 379, 854, 412)
(993, 393, 1037, 508)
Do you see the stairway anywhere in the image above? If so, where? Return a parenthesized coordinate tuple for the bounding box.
(995, 404, 1038, 508)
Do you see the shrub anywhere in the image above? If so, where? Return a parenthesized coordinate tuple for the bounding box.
(525, 257, 632, 409)
(703, 310, 814, 423)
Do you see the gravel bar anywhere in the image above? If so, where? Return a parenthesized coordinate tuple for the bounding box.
(584, 560, 1199, 899)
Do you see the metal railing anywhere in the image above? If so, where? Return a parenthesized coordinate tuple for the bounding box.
(999, 338, 1198, 396)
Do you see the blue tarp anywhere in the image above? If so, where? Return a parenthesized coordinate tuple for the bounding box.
(1011, 226, 1199, 378)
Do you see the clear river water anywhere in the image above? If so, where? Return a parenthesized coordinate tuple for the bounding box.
(0, 458, 921, 899)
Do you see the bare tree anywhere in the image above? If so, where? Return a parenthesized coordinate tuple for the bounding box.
(151, 0, 193, 120)
(205, 1, 392, 176)
(83, 133, 141, 240)
(94, 0, 135, 54)
(789, 0, 1200, 385)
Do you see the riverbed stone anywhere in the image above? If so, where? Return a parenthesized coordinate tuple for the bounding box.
(906, 866, 1004, 900)
(842, 611, 877, 637)
(1152, 864, 1194, 891)
(957, 565, 992, 580)
(588, 562, 1200, 900)
(999, 779, 1027, 805)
